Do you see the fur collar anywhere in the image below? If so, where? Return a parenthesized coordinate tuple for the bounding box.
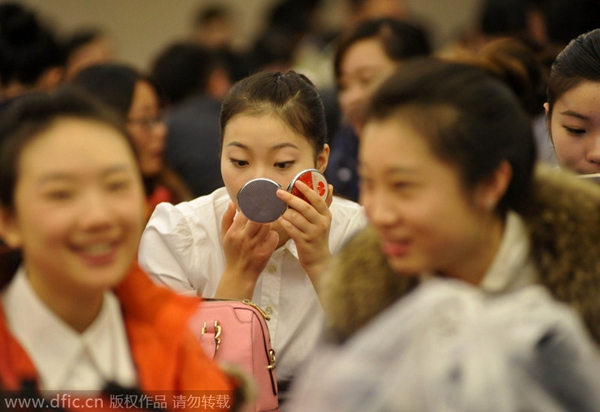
(321, 165, 600, 344)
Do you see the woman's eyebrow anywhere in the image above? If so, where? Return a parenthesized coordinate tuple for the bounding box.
(224, 142, 300, 151)
(225, 141, 249, 149)
(270, 142, 299, 152)
(560, 109, 589, 120)
(38, 165, 132, 184)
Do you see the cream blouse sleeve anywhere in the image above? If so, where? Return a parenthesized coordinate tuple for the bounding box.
(138, 202, 200, 297)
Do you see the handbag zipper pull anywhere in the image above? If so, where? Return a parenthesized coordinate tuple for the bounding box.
(242, 299, 271, 321)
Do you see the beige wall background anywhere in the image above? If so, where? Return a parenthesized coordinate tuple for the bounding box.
(10, 0, 482, 72)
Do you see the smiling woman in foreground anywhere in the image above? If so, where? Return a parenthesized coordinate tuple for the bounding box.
(0, 88, 241, 411)
(287, 58, 600, 412)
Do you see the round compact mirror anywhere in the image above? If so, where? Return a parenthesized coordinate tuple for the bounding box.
(237, 178, 287, 223)
(287, 169, 329, 202)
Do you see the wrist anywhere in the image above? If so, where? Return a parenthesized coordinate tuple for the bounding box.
(214, 268, 257, 300)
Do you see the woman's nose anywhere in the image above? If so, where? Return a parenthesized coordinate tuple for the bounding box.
(586, 134, 600, 164)
(362, 190, 398, 227)
(342, 85, 366, 111)
(250, 165, 275, 181)
(153, 119, 167, 143)
(79, 192, 113, 229)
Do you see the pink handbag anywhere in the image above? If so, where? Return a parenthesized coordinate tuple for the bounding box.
(190, 298, 280, 412)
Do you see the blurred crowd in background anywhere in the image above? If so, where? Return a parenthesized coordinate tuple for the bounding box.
(2, 0, 598, 198)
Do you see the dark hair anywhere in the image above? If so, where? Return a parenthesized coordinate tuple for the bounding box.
(70, 62, 169, 197)
(70, 62, 163, 118)
(220, 71, 327, 156)
(0, 86, 136, 209)
(366, 58, 536, 215)
(193, 4, 230, 28)
(334, 17, 432, 83)
(544, 0, 600, 47)
(546, 29, 600, 118)
(448, 37, 546, 117)
(0, 86, 137, 287)
(247, 0, 320, 72)
(64, 28, 105, 56)
(0, 2, 65, 87)
(151, 42, 219, 105)
(478, 0, 528, 37)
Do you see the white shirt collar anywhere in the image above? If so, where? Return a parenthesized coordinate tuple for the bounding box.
(1, 267, 137, 392)
(282, 237, 299, 259)
(479, 211, 537, 293)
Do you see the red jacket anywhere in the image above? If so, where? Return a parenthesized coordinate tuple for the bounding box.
(0, 263, 239, 411)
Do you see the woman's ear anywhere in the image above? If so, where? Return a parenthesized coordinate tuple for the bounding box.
(0, 208, 22, 249)
(543, 102, 552, 137)
(316, 143, 330, 174)
(476, 160, 512, 211)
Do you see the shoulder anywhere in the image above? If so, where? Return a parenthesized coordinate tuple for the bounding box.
(0, 299, 38, 390)
(330, 196, 365, 219)
(329, 196, 368, 247)
(320, 226, 417, 342)
(522, 165, 600, 344)
(148, 188, 229, 227)
(312, 280, 600, 411)
(524, 164, 600, 281)
(141, 188, 229, 253)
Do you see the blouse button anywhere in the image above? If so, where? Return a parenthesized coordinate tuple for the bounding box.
(267, 265, 277, 273)
(265, 305, 274, 315)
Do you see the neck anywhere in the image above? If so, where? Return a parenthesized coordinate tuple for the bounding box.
(143, 174, 159, 197)
(441, 213, 506, 286)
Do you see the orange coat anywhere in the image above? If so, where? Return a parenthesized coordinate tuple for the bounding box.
(0, 263, 239, 411)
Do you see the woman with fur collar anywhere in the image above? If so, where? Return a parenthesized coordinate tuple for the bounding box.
(287, 58, 600, 411)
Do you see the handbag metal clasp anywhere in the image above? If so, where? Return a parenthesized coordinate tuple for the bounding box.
(201, 320, 222, 352)
(267, 348, 276, 370)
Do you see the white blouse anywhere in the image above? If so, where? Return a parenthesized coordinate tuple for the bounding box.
(138, 187, 368, 381)
(479, 211, 538, 292)
(2, 267, 137, 393)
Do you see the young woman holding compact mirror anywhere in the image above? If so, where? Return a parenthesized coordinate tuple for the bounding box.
(138, 70, 367, 403)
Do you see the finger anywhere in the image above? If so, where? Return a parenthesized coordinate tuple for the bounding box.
(278, 214, 305, 238)
(277, 182, 312, 210)
(279, 206, 326, 237)
(277, 190, 313, 226)
(265, 229, 280, 251)
(244, 220, 270, 238)
(293, 180, 330, 215)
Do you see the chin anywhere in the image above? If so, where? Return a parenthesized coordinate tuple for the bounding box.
(82, 262, 131, 289)
(577, 168, 600, 175)
(146, 166, 163, 177)
(387, 258, 421, 278)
